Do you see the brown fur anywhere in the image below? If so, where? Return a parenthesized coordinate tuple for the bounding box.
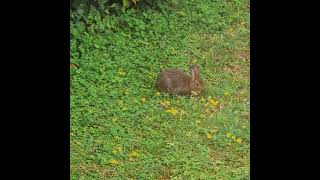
(155, 65, 205, 96)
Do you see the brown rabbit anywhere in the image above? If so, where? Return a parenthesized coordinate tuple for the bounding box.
(155, 65, 205, 96)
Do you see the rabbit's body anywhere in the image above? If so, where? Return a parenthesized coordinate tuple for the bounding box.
(155, 65, 205, 96)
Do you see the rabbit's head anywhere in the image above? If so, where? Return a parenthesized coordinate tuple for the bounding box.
(189, 65, 205, 95)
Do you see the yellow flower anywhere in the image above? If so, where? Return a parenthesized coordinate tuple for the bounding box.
(117, 69, 126, 76)
(140, 97, 146, 103)
(109, 159, 119, 166)
(236, 138, 242, 144)
(226, 132, 232, 138)
(112, 149, 118, 154)
(207, 133, 213, 139)
(130, 150, 139, 158)
(160, 100, 170, 107)
(117, 147, 122, 152)
(186, 132, 192, 138)
(112, 146, 122, 154)
(155, 92, 161, 96)
(166, 108, 178, 116)
(212, 128, 218, 133)
(208, 98, 219, 107)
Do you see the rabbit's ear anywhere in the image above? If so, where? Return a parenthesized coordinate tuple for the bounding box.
(191, 65, 200, 81)
(191, 68, 196, 81)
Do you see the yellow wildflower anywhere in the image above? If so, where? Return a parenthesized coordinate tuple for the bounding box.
(109, 159, 119, 166)
(117, 69, 126, 76)
(207, 133, 213, 139)
(112, 146, 122, 154)
(112, 149, 118, 154)
(208, 98, 219, 107)
(140, 97, 146, 103)
(130, 150, 139, 158)
(236, 138, 242, 144)
(160, 100, 170, 107)
(226, 132, 232, 138)
(186, 132, 192, 138)
(166, 108, 178, 116)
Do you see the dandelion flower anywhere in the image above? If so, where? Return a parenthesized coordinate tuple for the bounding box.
(226, 132, 232, 138)
(208, 98, 219, 107)
(236, 138, 242, 144)
(160, 100, 170, 107)
(109, 159, 119, 166)
(140, 97, 146, 103)
(117, 69, 126, 76)
(130, 150, 139, 158)
(166, 108, 178, 116)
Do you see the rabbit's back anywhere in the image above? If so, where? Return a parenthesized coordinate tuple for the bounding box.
(155, 69, 191, 95)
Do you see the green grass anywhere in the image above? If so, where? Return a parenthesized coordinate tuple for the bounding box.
(71, 0, 250, 179)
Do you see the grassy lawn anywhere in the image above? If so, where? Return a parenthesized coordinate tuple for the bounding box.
(71, 0, 250, 179)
